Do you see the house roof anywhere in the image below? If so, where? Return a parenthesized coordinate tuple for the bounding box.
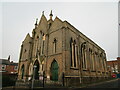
(0, 59, 18, 66)
(107, 60, 118, 66)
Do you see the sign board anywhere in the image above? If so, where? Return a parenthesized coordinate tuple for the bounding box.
(112, 74, 116, 78)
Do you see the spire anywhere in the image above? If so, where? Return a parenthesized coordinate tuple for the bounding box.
(42, 11, 44, 15)
(35, 18, 38, 28)
(49, 10, 53, 20)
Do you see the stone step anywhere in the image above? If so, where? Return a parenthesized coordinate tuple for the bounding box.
(15, 80, 31, 88)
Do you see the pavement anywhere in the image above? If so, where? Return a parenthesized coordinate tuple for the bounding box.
(2, 78, 120, 89)
(83, 78, 120, 88)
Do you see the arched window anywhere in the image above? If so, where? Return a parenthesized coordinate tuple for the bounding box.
(103, 53, 106, 71)
(92, 52, 95, 71)
(70, 38, 78, 68)
(41, 33, 45, 55)
(74, 40, 76, 67)
(53, 38, 57, 53)
(81, 42, 87, 69)
(89, 48, 94, 70)
(100, 53, 104, 71)
(94, 52, 98, 70)
(100, 53, 103, 70)
(21, 64, 24, 79)
(70, 38, 73, 67)
(103, 57, 106, 71)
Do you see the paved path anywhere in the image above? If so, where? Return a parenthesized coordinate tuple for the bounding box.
(85, 78, 120, 88)
(2, 79, 120, 89)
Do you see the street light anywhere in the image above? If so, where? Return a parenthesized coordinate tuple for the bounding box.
(31, 65, 37, 89)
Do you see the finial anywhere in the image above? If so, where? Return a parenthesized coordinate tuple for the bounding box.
(50, 10, 53, 16)
(49, 10, 53, 20)
(35, 18, 38, 28)
(42, 11, 44, 15)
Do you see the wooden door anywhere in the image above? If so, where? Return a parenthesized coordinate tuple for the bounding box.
(51, 60, 58, 81)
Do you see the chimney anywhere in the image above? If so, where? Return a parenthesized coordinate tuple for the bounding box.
(8, 55, 10, 61)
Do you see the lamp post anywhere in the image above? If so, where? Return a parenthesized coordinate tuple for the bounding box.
(31, 65, 37, 89)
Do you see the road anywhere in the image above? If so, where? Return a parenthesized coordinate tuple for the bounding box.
(85, 78, 120, 88)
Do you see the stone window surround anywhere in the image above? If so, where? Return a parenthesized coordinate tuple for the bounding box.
(70, 38, 78, 69)
(81, 42, 87, 70)
(53, 38, 57, 54)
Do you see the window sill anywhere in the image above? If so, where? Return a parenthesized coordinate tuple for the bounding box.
(82, 69, 88, 71)
(98, 71, 101, 73)
(70, 67, 79, 70)
(91, 70, 96, 72)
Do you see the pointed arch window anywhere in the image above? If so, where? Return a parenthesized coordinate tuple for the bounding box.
(73, 40, 76, 67)
(103, 54, 106, 71)
(21, 65, 24, 79)
(89, 48, 95, 70)
(103, 53, 107, 71)
(41, 33, 45, 55)
(100, 53, 104, 71)
(70, 38, 78, 68)
(95, 52, 98, 70)
(70, 38, 73, 67)
(53, 38, 57, 54)
(81, 42, 87, 69)
(92, 52, 95, 71)
(100, 53, 103, 70)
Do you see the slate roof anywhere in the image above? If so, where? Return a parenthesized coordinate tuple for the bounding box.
(0, 59, 18, 66)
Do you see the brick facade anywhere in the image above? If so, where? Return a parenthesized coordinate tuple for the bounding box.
(0, 56, 18, 75)
(107, 57, 120, 77)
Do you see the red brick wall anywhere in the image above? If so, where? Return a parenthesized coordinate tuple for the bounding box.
(107, 60, 118, 74)
(0, 64, 18, 74)
(6, 65, 17, 74)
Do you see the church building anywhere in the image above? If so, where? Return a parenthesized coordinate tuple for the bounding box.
(17, 11, 109, 87)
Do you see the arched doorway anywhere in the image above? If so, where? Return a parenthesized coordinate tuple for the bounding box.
(21, 65, 24, 79)
(33, 60, 40, 80)
(51, 60, 59, 81)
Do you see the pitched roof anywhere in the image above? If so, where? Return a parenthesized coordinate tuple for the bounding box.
(0, 59, 18, 66)
(38, 14, 47, 25)
(0, 59, 10, 65)
(63, 20, 105, 51)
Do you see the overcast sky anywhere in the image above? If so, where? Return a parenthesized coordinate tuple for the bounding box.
(0, 1, 118, 62)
